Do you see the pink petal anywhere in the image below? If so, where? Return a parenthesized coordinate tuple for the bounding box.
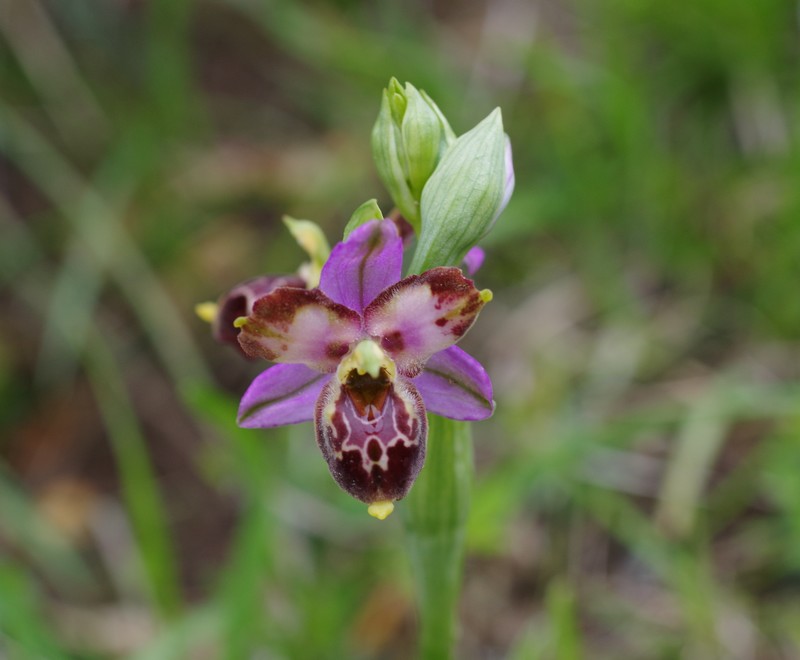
(315, 375, 426, 503)
(213, 275, 305, 348)
(238, 288, 362, 372)
(238, 364, 329, 428)
(319, 220, 403, 315)
(363, 267, 488, 376)
(414, 346, 494, 421)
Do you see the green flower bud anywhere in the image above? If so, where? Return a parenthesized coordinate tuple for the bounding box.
(409, 108, 514, 273)
(372, 78, 456, 232)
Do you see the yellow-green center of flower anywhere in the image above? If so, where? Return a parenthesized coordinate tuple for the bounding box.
(337, 339, 396, 383)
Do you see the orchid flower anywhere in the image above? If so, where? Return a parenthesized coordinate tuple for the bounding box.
(233, 219, 494, 518)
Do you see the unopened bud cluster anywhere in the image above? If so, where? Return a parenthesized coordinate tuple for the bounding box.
(372, 78, 515, 273)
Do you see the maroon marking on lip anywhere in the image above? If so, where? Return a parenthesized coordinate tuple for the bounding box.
(315, 378, 427, 503)
(344, 369, 391, 417)
(328, 438, 426, 503)
(367, 438, 383, 461)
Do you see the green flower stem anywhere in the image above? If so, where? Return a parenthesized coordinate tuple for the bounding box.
(405, 414, 473, 659)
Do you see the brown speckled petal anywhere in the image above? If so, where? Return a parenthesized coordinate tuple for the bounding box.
(213, 275, 305, 349)
(238, 288, 362, 373)
(364, 267, 487, 376)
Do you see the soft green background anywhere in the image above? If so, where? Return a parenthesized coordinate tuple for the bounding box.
(2, 0, 800, 657)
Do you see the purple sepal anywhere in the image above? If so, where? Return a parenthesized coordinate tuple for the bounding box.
(315, 375, 426, 503)
(462, 246, 485, 276)
(319, 220, 403, 315)
(238, 364, 330, 428)
(414, 346, 494, 421)
(214, 275, 304, 348)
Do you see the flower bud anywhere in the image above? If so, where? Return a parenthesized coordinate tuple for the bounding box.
(371, 78, 455, 232)
(409, 108, 514, 273)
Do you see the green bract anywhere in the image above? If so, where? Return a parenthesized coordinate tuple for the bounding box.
(410, 108, 512, 274)
(371, 78, 455, 232)
(344, 198, 383, 238)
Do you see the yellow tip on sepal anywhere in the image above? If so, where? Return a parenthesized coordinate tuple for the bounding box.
(480, 289, 493, 303)
(367, 500, 394, 520)
(195, 302, 218, 324)
(233, 316, 248, 329)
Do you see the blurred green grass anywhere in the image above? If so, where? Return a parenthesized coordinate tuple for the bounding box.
(2, 0, 800, 657)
